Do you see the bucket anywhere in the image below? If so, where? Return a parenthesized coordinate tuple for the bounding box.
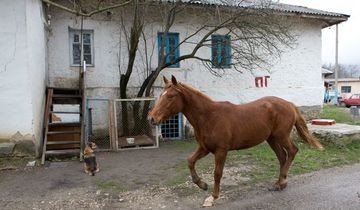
(126, 137, 135, 144)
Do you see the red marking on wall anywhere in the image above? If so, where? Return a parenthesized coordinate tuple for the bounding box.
(255, 76, 270, 88)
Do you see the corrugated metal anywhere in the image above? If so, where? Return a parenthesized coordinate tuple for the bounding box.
(160, 0, 349, 18)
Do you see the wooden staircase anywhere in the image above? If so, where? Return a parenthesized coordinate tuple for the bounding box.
(41, 87, 84, 164)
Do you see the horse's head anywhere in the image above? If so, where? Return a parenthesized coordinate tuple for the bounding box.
(148, 75, 184, 125)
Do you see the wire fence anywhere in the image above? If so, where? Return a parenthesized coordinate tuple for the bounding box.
(86, 99, 111, 151)
(113, 98, 159, 150)
(85, 98, 159, 151)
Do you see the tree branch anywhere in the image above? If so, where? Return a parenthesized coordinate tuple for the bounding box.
(42, 0, 134, 17)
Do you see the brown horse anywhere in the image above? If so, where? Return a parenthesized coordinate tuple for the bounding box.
(149, 75, 323, 207)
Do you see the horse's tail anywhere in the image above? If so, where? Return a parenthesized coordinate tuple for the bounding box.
(294, 108, 324, 150)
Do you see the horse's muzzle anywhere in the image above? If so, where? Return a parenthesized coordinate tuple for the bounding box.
(148, 115, 159, 125)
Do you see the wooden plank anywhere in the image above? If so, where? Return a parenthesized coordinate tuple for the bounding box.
(108, 101, 115, 150)
(41, 88, 53, 165)
(118, 135, 155, 149)
(113, 100, 119, 151)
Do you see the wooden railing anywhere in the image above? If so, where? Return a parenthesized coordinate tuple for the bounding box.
(80, 61, 87, 161)
(41, 88, 53, 165)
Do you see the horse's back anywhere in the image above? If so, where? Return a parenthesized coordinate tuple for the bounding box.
(210, 96, 298, 150)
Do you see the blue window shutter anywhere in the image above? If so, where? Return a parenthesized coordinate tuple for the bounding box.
(225, 35, 231, 67)
(211, 35, 231, 68)
(157, 32, 180, 68)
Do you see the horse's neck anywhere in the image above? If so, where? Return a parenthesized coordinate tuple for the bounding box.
(181, 86, 214, 129)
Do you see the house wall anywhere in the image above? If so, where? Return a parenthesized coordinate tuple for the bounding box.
(339, 81, 360, 95)
(0, 0, 46, 156)
(48, 8, 323, 106)
(47, 6, 324, 135)
(327, 79, 360, 98)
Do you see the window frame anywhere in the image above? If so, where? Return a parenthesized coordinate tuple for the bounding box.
(157, 32, 180, 68)
(69, 29, 95, 67)
(211, 34, 231, 69)
(341, 86, 351, 93)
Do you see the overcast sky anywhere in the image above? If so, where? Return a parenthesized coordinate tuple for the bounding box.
(280, 0, 359, 65)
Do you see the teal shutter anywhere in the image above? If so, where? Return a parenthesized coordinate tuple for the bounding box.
(211, 35, 231, 68)
(157, 32, 180, 68)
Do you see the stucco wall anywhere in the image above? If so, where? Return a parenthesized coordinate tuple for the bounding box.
(0, 0, 46, 156)
(48, 8, 323, 108)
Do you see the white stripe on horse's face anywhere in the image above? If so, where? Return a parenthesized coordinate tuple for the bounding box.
(161, 90, 168, 97)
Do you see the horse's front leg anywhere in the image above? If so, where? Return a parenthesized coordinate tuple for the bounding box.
(203, 149, 227, 207)
(187, 147, 209, 190)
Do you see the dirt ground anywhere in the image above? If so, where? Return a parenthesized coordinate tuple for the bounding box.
(0, 141, 220, 210)
(0, 140, 358, 210)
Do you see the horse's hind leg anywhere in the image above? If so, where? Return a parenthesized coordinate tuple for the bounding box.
(187, 147, 209, 190)
(267, 137, 298, 191)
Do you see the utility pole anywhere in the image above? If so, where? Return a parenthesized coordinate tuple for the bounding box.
(334, 24, 339, 105)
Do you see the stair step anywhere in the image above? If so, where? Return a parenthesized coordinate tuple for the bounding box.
(45, 149, 80, 155)
(52, 97, 82, 105)
(53, 94, 81, 98)
(48, 131, 81, 135)
(47, 140, 80, 145)
(49, 87, 81, 95)
(49, 122, 81, 127)
(50, 111, 81, 114)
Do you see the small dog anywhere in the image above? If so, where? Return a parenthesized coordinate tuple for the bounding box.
(83, 142, 99, 176)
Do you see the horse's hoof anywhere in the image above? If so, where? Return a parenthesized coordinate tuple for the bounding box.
(268, 182, 287, 191)
(197, 181, 208, 191)
(202, 195, 215, 207)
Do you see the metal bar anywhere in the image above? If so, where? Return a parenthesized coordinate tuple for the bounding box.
(113, 98, 155, 102)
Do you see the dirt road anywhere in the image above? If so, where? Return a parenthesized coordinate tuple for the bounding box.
(0, 141, 359, 210)
(212, 163, 360, 210)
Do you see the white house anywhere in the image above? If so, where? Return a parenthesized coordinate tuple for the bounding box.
(0, 0, 349, 156)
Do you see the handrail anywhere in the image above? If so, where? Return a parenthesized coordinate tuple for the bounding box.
(41, 88, 53, 165)
(80, 60, 87, 161)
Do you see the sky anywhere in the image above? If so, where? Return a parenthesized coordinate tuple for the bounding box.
(280, 0, 359, 65)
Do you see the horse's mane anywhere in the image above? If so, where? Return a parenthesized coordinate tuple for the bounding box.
(179, 82, 213, 102)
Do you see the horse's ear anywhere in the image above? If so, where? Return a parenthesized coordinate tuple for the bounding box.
(163, 76, 169, 84)
(171, 75, 178, 85)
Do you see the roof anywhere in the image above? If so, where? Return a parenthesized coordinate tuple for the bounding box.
(325, 78, 360, 83)
(322, 68, 333, 75)
(170, 0, 349, 27)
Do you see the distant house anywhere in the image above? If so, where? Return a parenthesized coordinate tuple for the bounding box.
(325, 78, 360, 99)
(0, 0, 349, 157)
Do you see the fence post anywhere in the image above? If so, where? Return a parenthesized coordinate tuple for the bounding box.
(108, 100, 116, 151)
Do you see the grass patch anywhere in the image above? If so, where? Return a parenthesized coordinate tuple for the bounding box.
(95, 179, 127, 193)
(320, 105, 352, 123)
(0, 157, 36, 169)
(166, 139, 360, 188)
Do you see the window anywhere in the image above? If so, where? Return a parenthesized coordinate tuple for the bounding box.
(161, 113, 183, 139)
(157, 32, 180, 68)
(211, 35, 231, 68)
(341, 86, 351, 93)
(69, 30, 94, 66)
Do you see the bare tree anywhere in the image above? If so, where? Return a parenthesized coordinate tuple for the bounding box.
(323, 63, 360, 78)
(115, 0, 296, 135)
